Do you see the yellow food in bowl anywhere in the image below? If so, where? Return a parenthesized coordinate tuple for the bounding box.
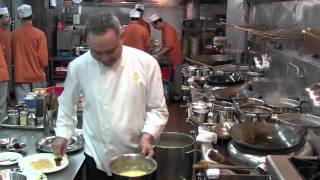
(30, 158, 54, 170)
(120, 170, 147, 177)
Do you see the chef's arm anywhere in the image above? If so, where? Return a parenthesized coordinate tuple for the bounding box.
(55, 62, 81, 140)
(153, 46, 171, 59)
(142, 55, 169, 140)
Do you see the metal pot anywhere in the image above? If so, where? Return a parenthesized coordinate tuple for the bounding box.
(263, 97, 300, 114)
(236, 105, 272, 123)
(191, 101, 208, 123)
(154, 132, 195, 180)
(0, 171, 27, 180)
(213, 101, 235, 123)
(109, 154, 157, 180)
(229, 122, 305, 151)
(186, 65, 198, 77)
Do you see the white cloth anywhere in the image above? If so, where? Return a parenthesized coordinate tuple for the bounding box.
(148, 13, 161, 23)
(206, 169, 220, 179)
(135, 4, 144, 11)
(130, 9, 140, 18)
(17, 4, 32, 18)
(0, 7, 8, 15)
(196, 127, 218, 144)
(55, 46, 168, 175)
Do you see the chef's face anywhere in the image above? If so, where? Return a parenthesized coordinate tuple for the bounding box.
(0, 14, 10, 27)
(151, 22, 160, 30)
(88, 29, 123, 66)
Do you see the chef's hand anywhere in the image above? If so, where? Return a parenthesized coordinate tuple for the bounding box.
(140, 133, 154, 157)
(52, 136, 68, 156)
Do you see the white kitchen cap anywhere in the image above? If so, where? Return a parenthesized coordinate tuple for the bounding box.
(135, 4, 144, 11)
(147, 14, 161, 23)
(0, 7, 9, 15)
(17, 4, 32, 18)
(130, 9, 141, 18)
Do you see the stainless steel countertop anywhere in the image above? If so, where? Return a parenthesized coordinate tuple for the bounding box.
(0, 128, 85, 180)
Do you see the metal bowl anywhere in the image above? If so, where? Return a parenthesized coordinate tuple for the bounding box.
(109, 154, 157, 180)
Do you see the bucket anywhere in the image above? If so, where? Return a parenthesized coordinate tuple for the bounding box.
(109, 154, 157, 180)
(155, 132, 195, 180)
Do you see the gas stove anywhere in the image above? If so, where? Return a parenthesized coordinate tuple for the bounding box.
(267, 155, 320, 180)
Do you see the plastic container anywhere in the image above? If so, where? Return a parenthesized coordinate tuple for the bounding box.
(46, 86, 64, 96)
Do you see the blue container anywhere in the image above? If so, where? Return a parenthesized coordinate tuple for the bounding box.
(23, 98, 37, 108)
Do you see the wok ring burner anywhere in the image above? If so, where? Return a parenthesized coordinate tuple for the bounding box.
(227, 140, 313, 167)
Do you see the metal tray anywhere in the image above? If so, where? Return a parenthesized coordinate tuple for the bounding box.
(35, 134, 84, 153)
(0, 117, 44, 130)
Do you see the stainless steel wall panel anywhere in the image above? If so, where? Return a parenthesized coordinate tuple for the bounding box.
(226, 0, 248, 63)
(296, 1, 320, 27)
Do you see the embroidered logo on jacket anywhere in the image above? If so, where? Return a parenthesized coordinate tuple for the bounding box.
(132, 72, 140, 84)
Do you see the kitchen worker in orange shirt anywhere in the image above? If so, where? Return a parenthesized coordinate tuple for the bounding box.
(135, 4, 151, 35)
(0, 7, 10, 120)
(148, 14, 183, 101)
(122, 9, 151, 52)
(12, 4, 48, 102)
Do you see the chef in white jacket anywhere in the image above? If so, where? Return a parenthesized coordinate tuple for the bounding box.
(52, 12, 168, 180)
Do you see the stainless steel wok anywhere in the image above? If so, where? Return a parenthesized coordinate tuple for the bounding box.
(277, 113, 320, 129)
(229, 122, 304, 151)
(263, 97, 300, 114)
(194, 54, 235, 66)
(211, 88, 261, 102)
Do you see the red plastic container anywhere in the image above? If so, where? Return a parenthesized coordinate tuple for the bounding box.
(161, 67, 172, 80)
(46, 86, 64, 96)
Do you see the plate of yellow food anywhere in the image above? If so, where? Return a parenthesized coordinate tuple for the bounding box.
(18, 153, 68, 173)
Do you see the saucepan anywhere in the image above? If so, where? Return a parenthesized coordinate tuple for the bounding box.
(229, 122, 305, 151)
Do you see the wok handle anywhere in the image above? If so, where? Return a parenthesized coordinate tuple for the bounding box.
(299, 100, 311, 113)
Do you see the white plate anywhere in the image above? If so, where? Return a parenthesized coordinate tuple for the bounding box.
(0, 152, 23, 165)
(18, 153, 69, 173)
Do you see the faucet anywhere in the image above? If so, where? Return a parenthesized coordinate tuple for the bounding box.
(288, 62, 305, 78)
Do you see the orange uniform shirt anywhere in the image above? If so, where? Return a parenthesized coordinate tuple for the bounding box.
(0, 28, 10, 64)
(12, 24, 48, 83)
(161, 22, 182, 66)
(122, 21, 151, 52)
(139, 18, 151, 35)
(0, 28, 9, 81)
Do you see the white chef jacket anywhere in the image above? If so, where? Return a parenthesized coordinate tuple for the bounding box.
(55, 46, 169, 175)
